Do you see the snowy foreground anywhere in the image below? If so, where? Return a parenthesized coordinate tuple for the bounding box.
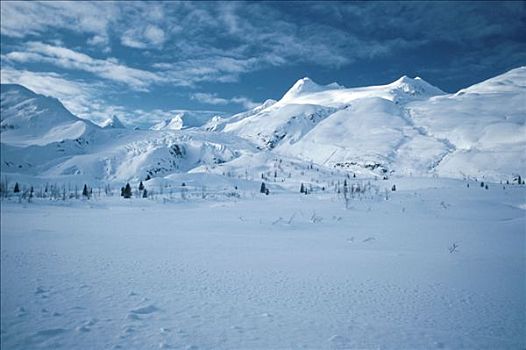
(1, 178, 525, 349)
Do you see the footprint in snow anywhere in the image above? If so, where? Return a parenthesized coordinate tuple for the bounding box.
(328, 334, 351, 349)
(130, 304, 159, 315)
(33, 328, 68, 338)
(76, 325, 90, 332)
(35, 286, 48, 295)
(16, 306, 27, 317)
(75, 318, 98, 332)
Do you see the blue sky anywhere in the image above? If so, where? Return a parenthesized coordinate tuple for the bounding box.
(1, 1, 525, 126)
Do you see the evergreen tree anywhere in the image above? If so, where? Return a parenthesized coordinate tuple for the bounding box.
(123, 183, 132, 198)
(82, 184, 89, 198)
(480, 181, 485, 188)
(142, 189, 148, 198)
(260, 182, 266, 194)
(138, 181, 144, 191)
(518, 175, 522, 185)
(265, 188, 270, 195)
(145, 174, 151, 181)
(391, 184, 396, 191)
(14, 182, 20, 193)
(300, 183, 305, 193)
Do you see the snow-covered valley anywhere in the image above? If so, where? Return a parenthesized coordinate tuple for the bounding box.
(1, 178, 525, 349)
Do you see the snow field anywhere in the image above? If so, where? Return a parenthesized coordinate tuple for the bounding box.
(1, 178, 525, 349)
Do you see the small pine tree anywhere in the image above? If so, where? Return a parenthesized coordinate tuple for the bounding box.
(480, 181, 485, 188)
(265, 188, 270, 195)
(300, 183, 305, 193)
(123, 183, 132, 199)
(138, 181, 144, 191)
(120, 187, 125, 197)
(353, 173, 356, 178)
(391, 184, 396, 191)
(142, 189, 148, 198)
(260, 182, 266, 194)
(145, 174, 151, 181)
(14, 182, 20, 193)
(485, 184, 489, 190)
(82, 184, 89, 198)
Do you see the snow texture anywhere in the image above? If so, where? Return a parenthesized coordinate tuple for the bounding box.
(1, 178, 525, 349)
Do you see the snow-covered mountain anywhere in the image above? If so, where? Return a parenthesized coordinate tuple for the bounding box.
(151, 111, 224, 131)
(0, 84, 251, 182)
(1, 67, 525, 184)
(217, 68, 525, 179)
(150, 114, 185, 131)
(101, 115, 126, 129)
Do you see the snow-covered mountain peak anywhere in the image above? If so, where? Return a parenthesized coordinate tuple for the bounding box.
(281, 77, 342, 101)
(151, 114, 184, 131)
(101, 115, 126, 129)
(388, 75, 445, 99)
(0, 84, 94, 141)
(1, 83, 37, 103)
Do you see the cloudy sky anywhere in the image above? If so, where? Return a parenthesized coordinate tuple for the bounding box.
(1, 1, 524, 126)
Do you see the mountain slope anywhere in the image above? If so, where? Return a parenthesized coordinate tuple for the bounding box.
(0, 85, 252, 182)
(217, 68, 525, 180)
(407, 67, 526, 179)
(1, 84, 98, 146)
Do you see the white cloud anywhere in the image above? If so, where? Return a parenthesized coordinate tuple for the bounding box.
(191, 92, 259, 109)
(3, 42, 164, 91)
(230, 96, 260, 109)
(191, 92, 229, 105)
(121, 25, 166, 49)
(87, 35, 109, 47)
(144, 25, 165, 46)
(0, 1, 119, 38)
